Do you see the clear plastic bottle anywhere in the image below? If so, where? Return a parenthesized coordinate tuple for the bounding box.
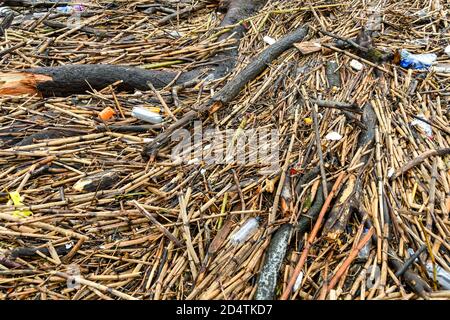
(230, 217, 260, 245)
(131, 106, 163, 124)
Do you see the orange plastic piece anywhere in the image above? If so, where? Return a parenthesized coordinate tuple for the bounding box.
(98, 107, 116, 121)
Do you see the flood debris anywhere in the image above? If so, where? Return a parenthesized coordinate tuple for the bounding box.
(0, 0, 449, 301)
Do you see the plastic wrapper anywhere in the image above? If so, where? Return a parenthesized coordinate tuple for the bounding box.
(399, 49, 437, 70)
(426, 263, 450, 290)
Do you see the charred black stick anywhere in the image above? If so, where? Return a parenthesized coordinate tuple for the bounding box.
(296, 183, 330, 234)
(394, 245, 427, 278)
(1, 0, 70, 7)
(295, 165, 320, 197)
(43, 20, 109, 38)
(212, 26, 309, 105)
(10, 244, 71, 259)
(0, 12, 14, 37)
(389, 252, 432, 299)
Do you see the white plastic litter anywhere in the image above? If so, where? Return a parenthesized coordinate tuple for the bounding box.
(293, 272, 304, 292)
(167, 30, 184, 38)
(350, 59, 364, 71)
(122, 137, 153, 144)
(411, 113, 432, 138)
(230, 217, 260, 245)
(387, 167, 395, 178)
(131, 106, 163, 124)
(263, 36, 276, 45)
(445, 45, 450, 57)
(426, 263, 450, 289)
(432, 64, 450, 73)
(325, 131, 343, 141)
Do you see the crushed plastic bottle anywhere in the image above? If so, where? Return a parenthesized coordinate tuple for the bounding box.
(399, 49, 437, 70)
(411, 113, 433, 138)
(426, 263, 450, 289)
(230, 217, 260, 245)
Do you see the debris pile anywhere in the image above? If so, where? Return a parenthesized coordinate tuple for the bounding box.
(0, 0, 449, 300)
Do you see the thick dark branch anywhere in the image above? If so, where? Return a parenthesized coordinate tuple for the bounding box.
(212, 26, 309, 104)
(0, 12, 14, 37)
(1, 0, 70, 7)
(143, 25, 309, 157)
(0, 65, 198, 97)
(43, 20, 110, 38)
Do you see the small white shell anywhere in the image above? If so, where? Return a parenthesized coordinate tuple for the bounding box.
(230, 217, 260, 245)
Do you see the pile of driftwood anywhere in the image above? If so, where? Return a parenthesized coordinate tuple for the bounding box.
(0, 0, 449, 300)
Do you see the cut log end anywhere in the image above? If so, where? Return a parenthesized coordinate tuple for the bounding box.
(0, 72, 52, 96)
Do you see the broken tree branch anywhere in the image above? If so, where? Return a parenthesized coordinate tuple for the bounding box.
(143, 25, 308, 157)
